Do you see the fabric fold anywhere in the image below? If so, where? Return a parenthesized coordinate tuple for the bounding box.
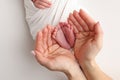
(24, 0, 81, 40)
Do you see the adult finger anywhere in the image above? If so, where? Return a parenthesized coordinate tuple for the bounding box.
(79, 9, 96, 31)
(35, 31, 44, 53)
(73, 10, 89, 32)
(47, 25, 52, 47)
(67, 18, 79, 33)
(69, 13, 84, 32)
(42, 26, 48, 50)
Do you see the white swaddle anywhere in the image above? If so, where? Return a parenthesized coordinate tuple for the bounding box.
(24, 0, 81, 40)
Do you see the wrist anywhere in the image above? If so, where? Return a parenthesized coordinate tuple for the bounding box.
(65, 70, 82, 80)
(64, 63, 86, 80)
(79, 59, 112, 80)
(79, 59, 96, 69)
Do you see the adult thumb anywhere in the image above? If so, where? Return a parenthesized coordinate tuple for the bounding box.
(94, 22, 104, 47)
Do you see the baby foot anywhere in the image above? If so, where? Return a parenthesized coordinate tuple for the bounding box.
(60, 22, 75, 47)
(32, 0, 52, 9)
(52, 25, 71, 49)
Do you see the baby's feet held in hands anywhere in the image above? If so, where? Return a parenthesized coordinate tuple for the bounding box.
(52, 24, 71, 49)
(32, 0, 52, 9)
(52, 22, 75, 49)
(60, 22, 75, 47)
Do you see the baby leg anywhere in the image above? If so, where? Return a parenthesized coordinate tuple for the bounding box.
(60, 22, 75, 47)
(52, 25, 71, 49)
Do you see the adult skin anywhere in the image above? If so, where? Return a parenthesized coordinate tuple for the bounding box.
(68, 9, 112, 80)
(33, 25, 86, 80)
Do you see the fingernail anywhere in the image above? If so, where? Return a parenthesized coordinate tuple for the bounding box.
(31, 50, 36, 56)
(96, 21, 100, 25)
(80, 9, 83, 11)
(69, 13, 72, 15)
(73, 10, 77, 13)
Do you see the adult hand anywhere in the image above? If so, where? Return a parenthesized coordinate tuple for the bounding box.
(32, 0, 52, 9)
(68, 9, 103, 63)
(33, 25, 86, 80)
(68, 9, 112, 80)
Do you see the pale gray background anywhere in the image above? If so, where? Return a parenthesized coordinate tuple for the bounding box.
(0, 0, 120, 80)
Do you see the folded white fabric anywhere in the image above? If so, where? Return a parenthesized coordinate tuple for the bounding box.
(24, 0, 81, 40)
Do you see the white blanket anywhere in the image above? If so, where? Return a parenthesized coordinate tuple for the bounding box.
(24, 0, 81, 40)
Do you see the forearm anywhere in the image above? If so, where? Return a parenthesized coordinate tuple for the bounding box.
(80, 60, 112, 80)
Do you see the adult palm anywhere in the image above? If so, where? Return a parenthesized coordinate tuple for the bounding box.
(68, 9, 103, 63)
(34, 25, 77, 72)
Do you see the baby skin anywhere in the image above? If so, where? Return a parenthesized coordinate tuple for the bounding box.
(32, 0, 52, 9)
(53, 22, 75, 49)
(32, 0, 75, 49)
